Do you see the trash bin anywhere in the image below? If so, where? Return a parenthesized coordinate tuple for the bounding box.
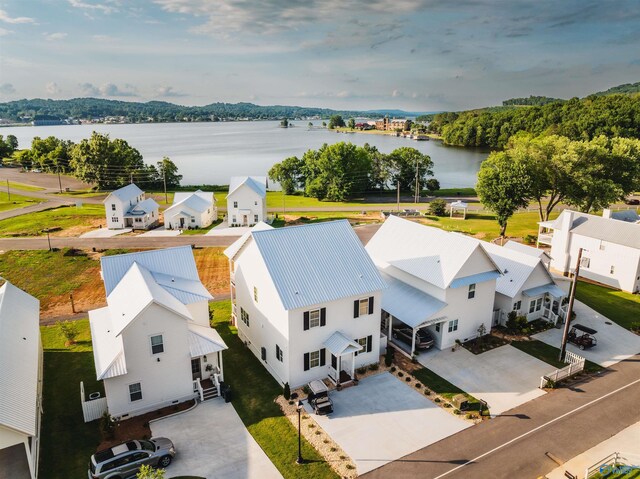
(223, 385, 232, 403)
(451, 394, 469, 411)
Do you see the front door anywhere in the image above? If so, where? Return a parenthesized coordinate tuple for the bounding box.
(242, 215, 248, 226)
(191, 358, 201, 380)
(329, 354, 338, 382)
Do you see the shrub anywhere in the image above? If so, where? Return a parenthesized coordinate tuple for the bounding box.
(283, 382, 291, 400)
(544, 378, 556, 389)
(368, 363, 379, 371)
(302, 386, 311, 396)
(346, 464, 355, 470)
(398, 371, 404, 378)
(357, 366, 367, 375)
(57, 320, 80, 346)
(434, 397, 441, 403)
(384, 348, 394, 367)
(424, 389, 431, 396)
(137, 465, 165, 479)
(454, 409, 461, 415)
(330, 447, 337, 452)
(631, 322, 640, 334)
(415, 383, 422, 389)
(390, 366, 396, 373)
(405, 376, 411, 382)
(465, 413, 474, 419)
(99, 412, 117, 440)
(315, 430, 321, 435)
(506, 312, 528, 334)
(429, 199, 447, 216)
(443, 402, 452, 408)
(307, 423, 315, 429)
(524, 234, 537, 244)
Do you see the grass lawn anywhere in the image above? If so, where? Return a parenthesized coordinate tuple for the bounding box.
(511, 339, 603, 373)
(429, 187, 476, 197)
(39, 320, 103, 479)
(0, 204, 104, 236)
(0, 190, 42, 212)
(412, 367, 484, 412)
(210, 301, 338, 479)
(6, 180, 46, 191)
(591, 467, 640, 479)
(575, 281, 640, 332)
(277, 211, 383, 226)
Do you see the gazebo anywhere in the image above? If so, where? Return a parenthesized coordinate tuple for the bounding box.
(449, 200, 468, 219)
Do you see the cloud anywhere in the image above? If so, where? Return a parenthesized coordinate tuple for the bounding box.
(67, 0, 117, 14)
(79, 82, 137, 97)
(46, 82, 61, 95)
(44, 32, 68, 41)
(0, 27, 12, 36)
(0, 9, 36, 24)
(155, 86, 188, 97)
(0, 83, 16, 95)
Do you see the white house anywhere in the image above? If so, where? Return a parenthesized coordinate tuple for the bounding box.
(226, 176, 267, 227)
(164, 190, 217, 230)
(224, 220, 386, 388)
(103, 183, 160, 230)
(0, 282, 42, 479)
(365, 215, 502, 353)
(503, 240, 551, 269)
(538, 209, 640, 293)
(89, 246, 227, 420)
(482, 242, 567, 326)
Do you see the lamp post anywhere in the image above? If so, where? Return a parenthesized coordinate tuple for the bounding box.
(559, 247, 585, 361)
(296, 400, 303, 464)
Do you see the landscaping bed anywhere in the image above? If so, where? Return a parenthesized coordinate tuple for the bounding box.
(461, 333, 509, 354)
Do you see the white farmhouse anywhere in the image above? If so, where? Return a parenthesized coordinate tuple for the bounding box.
(0, 282, 42, 479)
(163, 190, 217, 230)
(225, 220, 386, 388)
(89, 246, 227, 420)
(226, 176, 267, 227)
(103, 183, 160, 230)
(538, 209, 640, 293)
(482, 242, 567, 326)
(366, 215, 501, 354)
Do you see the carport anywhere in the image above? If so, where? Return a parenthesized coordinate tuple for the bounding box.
(381, 273, 447, 356)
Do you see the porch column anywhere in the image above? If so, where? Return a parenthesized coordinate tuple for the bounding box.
(218, 351, 224, 382)
(350, 353, 355, 380)
(337, 356, 341, 385)
(388, 313, 392, 339)
(411, 327, 416, 357)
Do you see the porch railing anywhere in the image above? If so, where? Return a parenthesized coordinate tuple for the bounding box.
(193, 379, 204, 401)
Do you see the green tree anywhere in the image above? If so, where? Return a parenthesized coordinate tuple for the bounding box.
(57, 320, 80, 346)
(363, 143, 389, 190)
(0, 135, 13, 158)
(386, 147, 434, 192)
(5, 134, 18, 152)
(428, 199, 447, 216)
(280, 118, 289, 128)
(425, 178, 440, 193)
(347, 118, 356, 129)
(327, 115, 345, 129)
(476, 151, 532, 236)
(157, 157, 182, 188)
(30, 136, 74, 172)
(268, 155, 304, 194)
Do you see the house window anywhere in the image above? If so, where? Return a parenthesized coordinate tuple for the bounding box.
(468, 283, 476, 299)
(111, 204, 116, 211)
(309, 350, 320, 368)
(111, 217, 119, 222)
(610, 265, 615, 274)
(232, 215, 237, 223)
(135, 218, 142, 223)
(580, 257, 591, 268)
(233, 201, 238, 208)
(529, 300, 536, 313)
(536, 298, 543, 311)
(309, 309, 320, 328)
(513, 300, 522, 311)
(448, 319, 458, 332)
(254, 200, 258, 206)
(359, 298, 369, 316)
(276, 344, 283, 362)
(150, 335, 164, 354)
(435, 323, 441, 333)
(129, 383, 142, 402)
(355, 337, 368, 356)
(240, 307, 250, 326)
(254, 214, 259, 223)
(191, 216, 195, 223)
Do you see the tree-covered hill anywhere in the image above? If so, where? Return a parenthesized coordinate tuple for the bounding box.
(592, 81, 640, 96)
(502, 96, 564, 106)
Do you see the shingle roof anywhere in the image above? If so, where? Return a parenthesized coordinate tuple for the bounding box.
(166, 192, 213, 215)
(549, 210, 640, 249)
(0, 282, 40, 437)
(250, 220, 386, 310)
(227, 176, 267, 198)
(105, 183, 143, 203)
(366, 215, 500, 289)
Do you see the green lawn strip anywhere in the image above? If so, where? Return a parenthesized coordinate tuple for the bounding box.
(590, 467, 640, 479)
(278, 210, 382, 224)
(5, 180, 46, 191)
(0, 190, 43, 212)
(429, 188, 477, 197)
(575, 281, 640, 332)
(412, 366, 483, 411)
(0, 204, 104, 236)
(55, 190, 107, 198)
(0, 249, 96, 303)
(180, 219, 223, 235)
(40, 320, 103, 479)
(511, 339, 603, 373)
(210, 301, 338, 479)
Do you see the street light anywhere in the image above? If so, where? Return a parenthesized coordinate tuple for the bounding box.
(296, 400, 304, 464)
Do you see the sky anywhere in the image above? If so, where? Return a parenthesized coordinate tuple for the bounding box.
(0, 0, 639, 111)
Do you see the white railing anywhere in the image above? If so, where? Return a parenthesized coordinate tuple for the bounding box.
(213, 372, 221, 392)
(585, 452, 640, 479)
(564, 350, 584, 365)
(193, 379, 204, 401)
(80, 381, 108, 423)
(542, 307, 559, 325)
(537, 233, 554, 245)
(539, 353, 586, 388)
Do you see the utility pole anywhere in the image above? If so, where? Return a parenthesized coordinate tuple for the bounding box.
(396, 180, 400, 213)
(130, 172, 133, 184)
(162, 163, 168, 205)
(414, 159, 420, 203)
(559, 247, 584, 361)
(57, 167, 63, 194)
(6, 179, 10, 202)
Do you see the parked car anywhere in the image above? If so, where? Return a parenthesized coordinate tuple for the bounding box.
(624, 198, 640, 205)
(88, 437, 175, 479)
(307, 379, 333, 415)
(392, 326, 435, 350)
(567, 324, 597, 350)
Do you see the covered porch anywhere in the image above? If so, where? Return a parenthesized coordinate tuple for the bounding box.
(522, 283, 568, 324)
(380, 273, 448, 357)
(536, 220, 555, 247)
(188, 324, 228, 401)
(324, 331, 363, 386)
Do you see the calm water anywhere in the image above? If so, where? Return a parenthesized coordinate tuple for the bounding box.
(1, 121, 488, 188)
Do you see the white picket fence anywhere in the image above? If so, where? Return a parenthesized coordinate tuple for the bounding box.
(81, 381, 108, 423)
(539, 352, 586, 388)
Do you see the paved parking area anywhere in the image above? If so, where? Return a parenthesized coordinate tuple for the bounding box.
(306, 372, 470, 475)
(150, 400, 282, 479)
(80, 227, 131, 238)
(418, 345, 550, 416)
(138, 226, 182, 237)
(534, 300, 640, 367)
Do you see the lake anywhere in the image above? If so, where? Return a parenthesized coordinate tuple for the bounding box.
(1, 121, 489, 188)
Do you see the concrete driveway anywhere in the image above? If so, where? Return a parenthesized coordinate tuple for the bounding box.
(534, 300, 640, 367)
(150, 400, 282, 479)
(305, 372, 470, 475)
(205, 220, 250, 237)
(418, 345, 551, 416)
(80, 228, 132, 238)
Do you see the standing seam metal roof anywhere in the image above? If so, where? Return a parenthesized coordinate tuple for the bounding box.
(104, 183, 143, 204)
(227, 176, 267, 198)
(251, 220, 387, 310)
(550, 210, 640, 249)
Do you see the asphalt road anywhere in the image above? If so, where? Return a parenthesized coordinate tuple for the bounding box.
(363, 356, 640, 479)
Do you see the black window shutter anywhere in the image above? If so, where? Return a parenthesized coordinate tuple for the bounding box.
(368, 296, 374, 315)
(320, 308, 326, 326)
(320, 348, 326, 366)
(261, 347, 266, 361)
(276, 344, 280, 357)
(331, 354, 337, 369)
(303, 311, 310, 330)
(353, 300, 360, 318)
(304, 353, 310, 371)
(367, 335, 372, 353)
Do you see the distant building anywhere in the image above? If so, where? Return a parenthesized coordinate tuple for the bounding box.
(374, 117, 411, 131)
(226, 176, 267, 227)
(164, 190, 217, 230)
(103, 183, 159, 230)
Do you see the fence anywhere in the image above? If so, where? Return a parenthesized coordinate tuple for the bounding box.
(585, 452, 640, 479)
(539, 353, 586, 389)
(80, 381, 108, 423)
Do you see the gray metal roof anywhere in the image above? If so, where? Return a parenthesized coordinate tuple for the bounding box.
(503, 241, 550, 260)
(104, 183, 143, 203)
(224, 222, 273, 260)
(522, 284, 566, 298)
(166, 192, 213, 215)
(0, 282, 40, 437)
(251, 220, 387, 310)
(227, 176, 267, 198)
(380, 273, 447, 329)
(126, 198, 159, 216)
(324, 331, 362, 356)
(188, 323, 228, 357)
(173, 190, 215, 205)
(550, 210, 640, 249)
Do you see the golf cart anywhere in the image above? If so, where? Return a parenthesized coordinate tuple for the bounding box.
(307, 380, 333, 415)
(567, 323, 597, 350)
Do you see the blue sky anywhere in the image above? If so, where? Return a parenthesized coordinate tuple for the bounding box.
(0, 0, 639, 111)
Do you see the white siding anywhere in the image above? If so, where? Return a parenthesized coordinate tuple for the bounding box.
(227, 185, 266, 226)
